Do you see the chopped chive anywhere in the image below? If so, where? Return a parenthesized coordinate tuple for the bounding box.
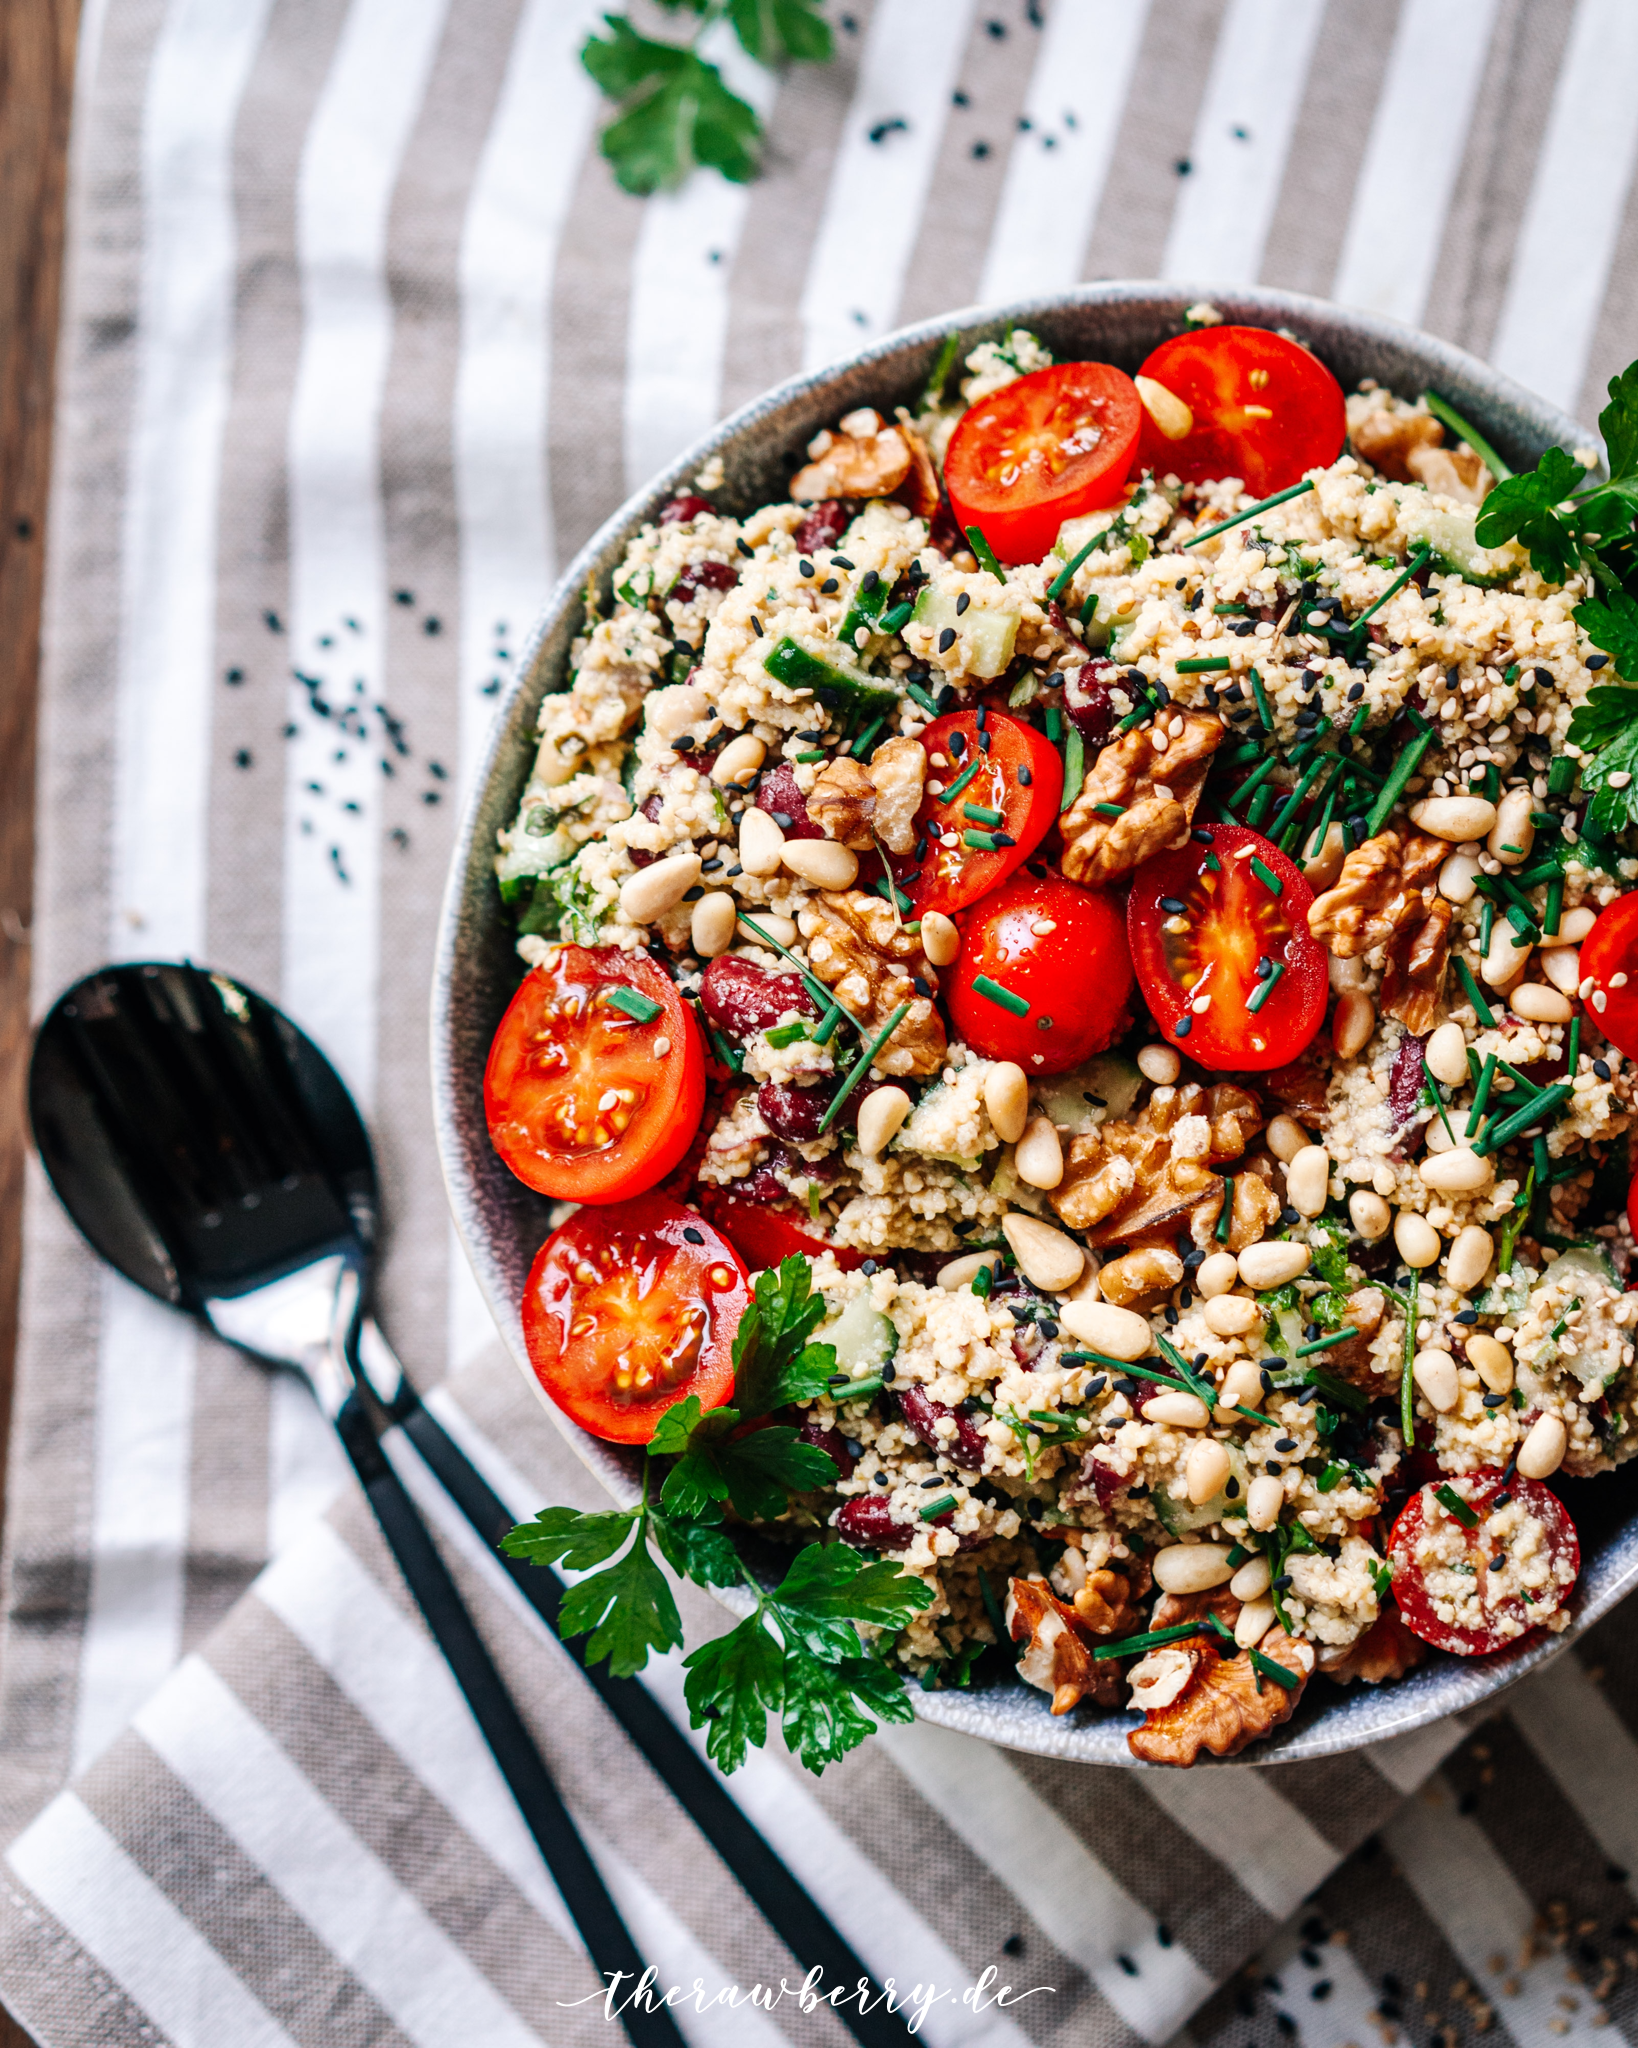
(1184, 478, 1315, 547)
(963, 829, 1003, 850)
(1230, 752, 1284, 806)
(880, 600, 914, 632)
(1294, 1326, 1359, 1357)
(963, 802, 1004, 826)
(1471, 1081, 1571, 1156)
(965, 526, 1006, 583)
(905, 681, 940, 716)
(1568, 1015, 1581, 1074)
(1204, 852, 1221, 871)
(1497, 1059, 1544, 1099)
(937, 758, 984, 804)
(830, 1375, 885, 1402)
(1250, 668, 1274, 731)
(1401, 1268, 1419, 1450)
(973, 974, 1029, 1017)
(1249, 856, 1283, 896)
(1365, 725, 1436, 835)
(919, 1493, 959, 1522)
(851, 714, 887, 759)
(1423, 1059, 1457, 1144)
(1047, 535, 1100, 602)
(1246, 961, 1285, 1013)
(1216, 1176, 1234, 1241)
(1547, 756, 1576, 799)
(1093, 1620, 1211, 1661)
(1079, 590, 1100, 630)
(1176, 654, 1232, 673)
(765, 1020, 809, 1048)
(1421, 393, 1512, 482)
(1543, 874, 1564, 938)
(1094, 801, 1126, 818)
(1455, 955, 1494, 1027)
(1348, 705, 1370, 738)
(1269, 753, 1335, 842)
(1060, 726, 1086, 812)
(1248, 1649, 1301, 1691)
(1469, 1051, 1496, 1124)
(605, 986, 662, 1023)
(816, 1000, 911, 1134)
(1346, 543, 1432, 644)
(1245, 783, 1275, 830)
(1433, 1483, 1479, 1529)
(795, 748, 828, 763)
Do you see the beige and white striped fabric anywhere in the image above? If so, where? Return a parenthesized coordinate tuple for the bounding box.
(6, 2, 1638, 2042)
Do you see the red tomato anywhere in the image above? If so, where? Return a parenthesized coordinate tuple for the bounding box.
(1127, 822, 1327, 1071)
(902, 710, 1063, 919)
(698, 1190, 866, 1274)
(522, 1195, 748, 1443)
(1578, 892, 1638, 1060)
(485, 946, 704, 1203)
(945, 361, 1142, 565)
(1628, 1170, 1638, 1252)
(946, 869, 1133, 1073)
(1134, 327, 1345, 497)
(1388, 1473, 1579, 1656)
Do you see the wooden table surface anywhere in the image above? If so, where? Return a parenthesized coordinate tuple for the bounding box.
(1, 3, 82, 2042)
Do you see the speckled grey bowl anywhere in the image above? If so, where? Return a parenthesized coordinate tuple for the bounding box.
(433, 282, 1638, 1767)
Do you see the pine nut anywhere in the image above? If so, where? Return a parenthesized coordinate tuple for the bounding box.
(1237, 1241, 1311, 1290)
(1098, 1245, 1182, 1306)
(1137, 1043, 1181, 1084)
(1329, 951, 1368, 992)
(1482, 921, 1530, 990)
(710, 733, 766, 786)
(1420, 1147, 1494, 1193)
(1195, 1250, 1240, 1297)
(1540, 945, 1582, 995)
(1185, 1440, 1232, 1505)
(1510, 981, 1573, 1023)
(1438, 851, 1482, 905)
(856, 1085, 911, 1159)
(1203, 1292, 1262, 1338)
(619, 850, 702, 923)
(1015, 1114, 1065, 1190)
(1058, 1296, 1150, 1359)
(1152, 1543, 1234, 1594)
(1218, 1360, 1266, 1413)
(1488, 787, 1535, 866)
(1145, 1391, 1211, 1429)
(1349, 1189, 1392, 1240)
(1001, 1212, 1085, 1293)
(1445, 1224, 1495, 1296)
(1393, 1210, 1442, 1268)
(983, 1061, 1029, 1144)
(1265, 1114, 1310, 1163)
(1230, 1555, 1272, 1600)
(1286, 1144, 1331, 1218)
(1301, 822, 1346, 892)
(690, 890, 739, 957)
(1517, 1410, 1568, 1479)
(1412, 1347, 1460, 1413)
(1247, 1474, 1285, 1531)
(921, 910, 960, 966)
(755, 912, 797, 947)
(1411, 794, 1498, 842)
(937, 1250, 1002, 1291)
(1235, 1596, 1277, 1648)
(1426, 1020, 1469, 1087)
(782, 839, 859, 890)
(738, 806, 785, 876)
(1425, 1107, 1483, 1155)
(1544, 905, 1597, 946)
(1134, 375, 1194, 440)
(1466, 1331, 1513, 1392)
(1333, 989, 1375, 1059)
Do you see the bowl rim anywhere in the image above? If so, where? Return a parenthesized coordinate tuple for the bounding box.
(433, 279, 1631, 1769)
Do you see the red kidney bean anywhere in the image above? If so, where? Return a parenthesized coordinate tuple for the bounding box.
(793, 500, 854, 554)
(627, 792, 663, 867)
(1387, 1029, 1430, 1136)
(754, 761, 823, 840)
(658, 494, 713, 526)
(757, 1079, 835, 1143)
(671, 559, 738, 605)
(700, 956, 818, 1038)
(1063, 659, 1116, 746)
(798, 1420, 854, 1473)
(835, 1495, 915, 1550)
(897, 1383, 989, 1472)
(1083, 1451, 1129, 1509)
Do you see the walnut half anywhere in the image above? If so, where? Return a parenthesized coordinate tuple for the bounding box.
(1307, 827, 1451, 1032)
(1059, 710, 1224, 886)
(1051, 1080, 1266, 1248)
(807, 738, 926, 854)
(1127, 1626, 1315, 1765)
(1005, 1576, 1124, 1713)
(797, 890, 946, 1076)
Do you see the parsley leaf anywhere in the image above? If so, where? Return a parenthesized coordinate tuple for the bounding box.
(503, 1503, 684, 1678)
(501, 1503, 640, 1572)
(1575, 592, 1638, 679)
(780, 1644, 886, 1769)
(655, 1392, 838, 1522)
(683, 1614, 784, 1773)
(582, 18, 760, 194)
(727, 0, 832, 64)
(1567, 684, 1638, 836)
(649, 1506, 742, 1588)
(732, 1256, 837, 1417)
(1473, 445, 1587, 582)
(766, 1543, 932, 1658)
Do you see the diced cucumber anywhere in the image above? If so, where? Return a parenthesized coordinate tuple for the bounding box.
(1536, 1241, 1617, 1291)
(1474, 1258, 1538, 1320)
(836, 576, 891, 653)
(1529, 1244, 1621, 1399)
(1033, 1053, 1143, 1132)
(911, 586, 1019, 679)
(1398, 502, 1510, 586)
(763, 635, 899, 711)
(826, 1290, 899, 1379)
(1153, 1444, 1252, 1536)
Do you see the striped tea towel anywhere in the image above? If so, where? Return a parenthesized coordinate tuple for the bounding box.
(5, 0, 1638, 2041)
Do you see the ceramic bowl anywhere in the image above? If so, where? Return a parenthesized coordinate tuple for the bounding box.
(433, 282, 1638, 1766)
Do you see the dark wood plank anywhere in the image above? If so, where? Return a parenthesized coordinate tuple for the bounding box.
(0, 3, 79, 2044)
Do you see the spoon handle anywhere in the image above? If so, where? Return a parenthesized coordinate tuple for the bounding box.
(331, 1394, 685, 2048)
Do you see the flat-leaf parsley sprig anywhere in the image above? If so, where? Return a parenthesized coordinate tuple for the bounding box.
(582, 2, 834, 195)
(501, 1255, 933, 1773)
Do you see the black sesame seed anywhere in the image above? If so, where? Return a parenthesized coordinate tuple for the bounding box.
(234, 748, 253, 768)
(736, 538, 754, 558)
(1589, 654, 1609, 670)
(938, 627, 956, 651)
(799, 558, 815, 577)
(834, 557, 856, 571)
(1275, 1437, 1298, 1452)
(1159, 896, 1186, 914)
(751, 616, 764, 636)
(820, 577, 839, 594)
(682, 1227, 704, 1244)
(771, 810, 793, 828)
(1596, 1058, 1612, 1079)
(950, 729, 966, 756)
(1483, 1393, 1506, 1408)
(1018, 764, 1032, 785)
(860, 1258, 878, 1276)
(1192, 827, 1213, 843)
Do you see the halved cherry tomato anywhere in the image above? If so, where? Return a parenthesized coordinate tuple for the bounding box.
(485, 946, 704, 1202)
(1577, 892, 1638, 1061)
(946, 869, 1132, 1073)
(945, 361, 1142, 565)
(1389, 1473, 1579, 1656)
(521, 1194, 748, 1443)
(902, 710, 1063, 919)
(1134, 327, 1345, 498)
(698, 1189, 866, 1274)
(1127, 822, 1327, 1072)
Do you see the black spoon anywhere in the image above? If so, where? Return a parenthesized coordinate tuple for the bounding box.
(30, 961, 914, 2048)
